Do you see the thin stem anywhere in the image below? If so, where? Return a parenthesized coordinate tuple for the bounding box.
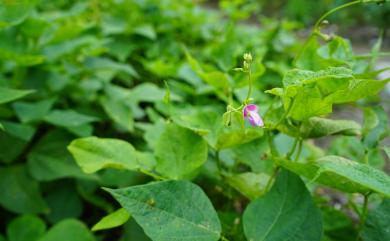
(357, 193, 371, 240)
(313, 0, 361, 31)
(274, 98, 294, 130)
(245, 70, 252, 103)
(139, 169, 166, 181)
(265, 166, 280, 192)
(286, 137, 299, 159)
(294, 0, 367, 65)
(355, 52, 390, 59)
(294, 139, 303, 162)
(215, 151, 223, 174)
(267, 130, 279, 157)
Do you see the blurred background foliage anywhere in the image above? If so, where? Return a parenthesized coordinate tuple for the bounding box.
(0, 0, 388, 241)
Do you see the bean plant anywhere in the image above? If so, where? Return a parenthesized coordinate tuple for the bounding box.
(0, 1, 389, 241)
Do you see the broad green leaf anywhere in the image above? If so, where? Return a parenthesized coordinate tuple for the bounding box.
(13, 99, 55, 123)
(243, 169, 323, 241)
(363, 106, 389, 148)
(92, 208, 130, 231)
(155, 123, 208, 179)
(7, 215, 46, 241)
(45, 182, 83, 223)
(0, 234, 5, 241)
(28, 130, 93, 181)
(327, 78, 389, 104)
(105, 180, 221, 241)
(0, 87, 34, 104)
(283, 67, 353, 86)
(225, 172, 270, 200)
(172, 109, 263, 150)
(44, 110, 99, 128)
(68, 136, 139, 174)
(100, 97, 134, 132)
(0, 0, 37, 27)
(120, 219, 151, 241)
(301, 117, 361, 138)
(362, 199, 390, 241)
(133, 24, 156, 40)
(266, 67, 389, 121)
(37, 219, 95, 241)
(0, 165, 48, 214)
(0, 121, 35, 163)
(277, 156, 390, 196)
(85, 57, 139, 78)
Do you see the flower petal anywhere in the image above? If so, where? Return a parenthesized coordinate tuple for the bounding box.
(243, 104, 258, 117)
(248, 112, 264, 127)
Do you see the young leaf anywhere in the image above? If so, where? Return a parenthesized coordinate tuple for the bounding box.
(105, 180, 222, 241)
(155, 123, 208, 179)
(37, 219, 95, 241)
(0, 165, 48, 214)
(28, 130, 93, 181)
(92, 208, 130, 231)
(68, 137, 139, 173)
(100, 97, 134, 132)
(361, 199, 390, 241)
(277, 156, 390, 196)
(301, 117, 361, 138)
(225, 172, 270, 200)
(0, 87, 34, 104)
(7, 215, 46, 241)
(243, 169, 323, 241)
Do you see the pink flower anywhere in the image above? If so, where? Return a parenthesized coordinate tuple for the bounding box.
(243, 104, 264, 127)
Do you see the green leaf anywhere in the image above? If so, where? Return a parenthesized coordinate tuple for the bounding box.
(133, 24, 156, 40)
(68, 136, 139, 174)
(301, 117, 361, 138)
(363, 106, 389, 148)
(7, 215, 46, 241)
(28, 130, 94, 181)
(155, 123, 208, 179)
(362, 199, 390, 241)
(225, 172, 270, 200)
(45, 182, 83, 224)
(92, 208, 130, 231)
(172, 109, 263, 150)
(243, 169, 323, 241)
(277, 156, 390, 196)
(266, 67, 389, 121)
(0, 165, 48, 214)
(283, 67, 353, 86)
(100, 97, 134, 132)
(0, 87, 34, 104)
(105, 180, 221, 241)
(37, 219, 95, 241)
(12, 98, 55, 123)
(0, 121, 35, 163)
(0, 0, 37, 27)
(44, 110, 99, 128)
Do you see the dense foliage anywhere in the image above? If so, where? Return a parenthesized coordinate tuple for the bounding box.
(0, 0, 389, 241)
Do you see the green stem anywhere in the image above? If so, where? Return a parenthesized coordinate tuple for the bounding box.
(286, 137, 299, 159)
(357, 193, 371, 240)
(274, 98, 294, 130)
(216, 151, 223, 174)
(294, 139, 303, 162)
(265, 166, 280, 192)
(139, 169, 165, 181)
(293, 0, 371, 65)
(267, 130, 279, 157)
(355, 52, 390, 59)
(245, 69, 252, 103)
